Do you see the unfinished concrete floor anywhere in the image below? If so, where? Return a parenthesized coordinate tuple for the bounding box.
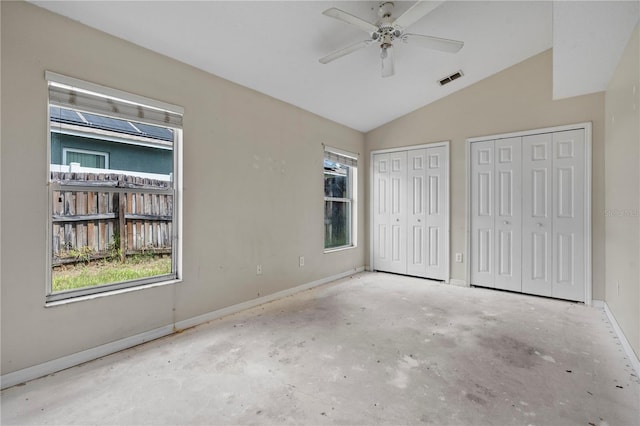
(2, 272, 639, 425)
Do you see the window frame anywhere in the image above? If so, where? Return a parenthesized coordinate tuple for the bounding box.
(45, 72, 183, 304)
(323, 146, 358, 252)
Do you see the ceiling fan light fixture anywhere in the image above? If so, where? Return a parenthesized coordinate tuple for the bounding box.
(381, 45, 395, 78)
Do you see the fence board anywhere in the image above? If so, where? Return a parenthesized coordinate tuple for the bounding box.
(77, 192, 87, 216)
(53, 191, 62, 215)
(88, 191, 97, 215)
(53, 224, 60, 255)
(87, 222, 95, 249)
(98, 222, 106, 252)
(51, 171, 173, 265)
(64, 192, 75, 215)
(76, 222, 85, 249)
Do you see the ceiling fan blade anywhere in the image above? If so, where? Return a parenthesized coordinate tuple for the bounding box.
(322, 8, 378, 34)
(393, 0, 445, 31)
(402, 33, 464, 53)
(381, 45, 395, 78)
(319, 40, 374, 64)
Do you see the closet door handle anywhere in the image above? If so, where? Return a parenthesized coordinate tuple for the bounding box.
(503, 220, 510, 225)
(417, 219, 421, 223)
(537, 222, 543, 227)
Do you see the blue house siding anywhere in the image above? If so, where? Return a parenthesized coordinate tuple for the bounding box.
(51, 132, 173, 175)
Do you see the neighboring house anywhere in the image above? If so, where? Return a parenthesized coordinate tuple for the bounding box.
(50, 106, 173, 176)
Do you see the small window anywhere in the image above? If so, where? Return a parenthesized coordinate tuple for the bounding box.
(324, 147, 357, 250)
(46, 72, 183, 302)
(63, 148, 109, 169)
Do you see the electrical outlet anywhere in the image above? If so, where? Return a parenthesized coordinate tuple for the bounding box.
(299, 256, 305, 267)
(455, 253, 463, 263)
(256, 264, 262, 275)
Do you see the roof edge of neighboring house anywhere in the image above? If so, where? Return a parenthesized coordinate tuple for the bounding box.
(51, 122, 173, 151)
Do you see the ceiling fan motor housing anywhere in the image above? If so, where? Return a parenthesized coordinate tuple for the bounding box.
(375, 2, 402, 47)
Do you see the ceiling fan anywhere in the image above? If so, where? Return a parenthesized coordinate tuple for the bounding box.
(318, 1, 464, 78)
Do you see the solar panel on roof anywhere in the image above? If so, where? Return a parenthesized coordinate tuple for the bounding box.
(81, 112, 138, 134)
(133, 122, 174, 142)
(49, 106, 173, 143)
(49, 106, 85, 125)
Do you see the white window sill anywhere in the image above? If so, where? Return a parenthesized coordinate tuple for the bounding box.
(324, 245, 356, 254)
(45, 278, 182, 307)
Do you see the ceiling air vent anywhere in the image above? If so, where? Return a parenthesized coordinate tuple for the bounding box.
(439, 70, 464, 86)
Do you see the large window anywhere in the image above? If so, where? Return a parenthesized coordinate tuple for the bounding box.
(46, 72, 183, 302)
(324, 147, 357, 250)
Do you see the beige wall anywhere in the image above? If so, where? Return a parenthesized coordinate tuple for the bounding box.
(365, 49, 605, 297)
(0, 1, 365, 375)
(604, 25, 640, 357)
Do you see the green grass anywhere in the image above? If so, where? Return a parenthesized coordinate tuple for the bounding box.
(52, 256, 172, 292)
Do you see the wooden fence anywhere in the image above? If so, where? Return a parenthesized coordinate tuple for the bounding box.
(51, 171, 173, 265)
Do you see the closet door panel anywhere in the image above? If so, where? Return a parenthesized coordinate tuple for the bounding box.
(552, 129, 585, 301)
(470, 141, 494, 287)
(373, 154, 392, 272)
(389, 151, 408, 274)
(373, 151, 407, 274)
(407, 149, 427, 276)
(424, 146, 448, 280)
(522, 133, 553, 297)
(494, 138, 522, 292)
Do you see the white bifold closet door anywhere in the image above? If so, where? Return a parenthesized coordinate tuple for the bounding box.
(373, 151, 407, 275)
(521, 130, 585, 301)
(373, 145, 448, 280)
(470, 129, 586, 302)
(470, 138, 521, 292)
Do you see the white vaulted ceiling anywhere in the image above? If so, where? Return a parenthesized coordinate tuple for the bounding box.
(29, 1, 640, 132)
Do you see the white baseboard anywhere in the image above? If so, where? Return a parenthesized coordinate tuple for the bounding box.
(0, 267, 364, 390)
(0, 324, 174, 390)
(448, 278, 468, 287)
(175, 267, 364, 331)
(591, 299, 604, 308)
(602, 301, 640, 376)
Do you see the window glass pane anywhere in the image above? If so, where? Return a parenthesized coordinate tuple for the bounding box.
(65, 151, 106, 168)
(324, 200, 351, 249)
(50, 187, 174, 293)
(50, 103, 176, 298)
(324, 160, 350, 198)
(50, 108, 173, 178)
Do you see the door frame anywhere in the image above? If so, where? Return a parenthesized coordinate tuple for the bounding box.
(465, 122, 593, 304)
(369, 141, 451, 283)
